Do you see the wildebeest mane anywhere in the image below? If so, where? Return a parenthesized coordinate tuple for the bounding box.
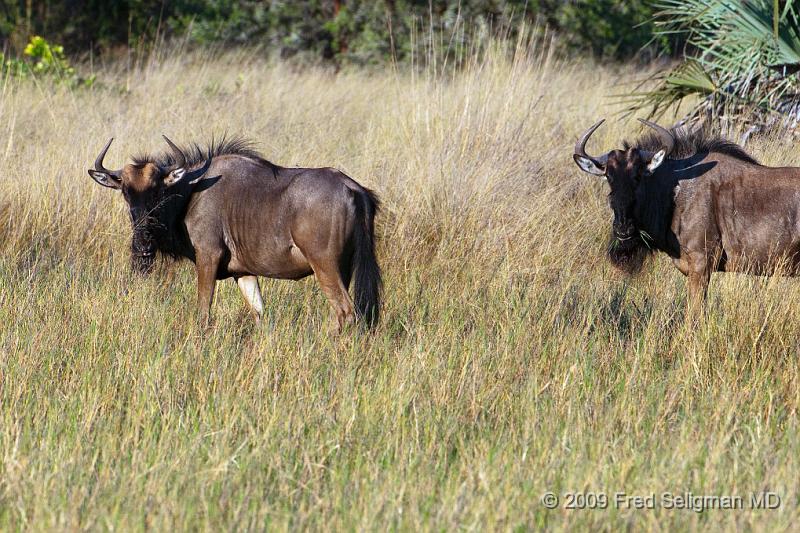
(624, 126, 760, 165)
(132, 135, 277, 171)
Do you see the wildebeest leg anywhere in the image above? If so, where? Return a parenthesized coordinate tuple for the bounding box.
(195, 250, 222, 326)
(309, 258, 356, 334)
(236, 275, 264, 321)
(339, 253, 354, 291)
(687, 268, 711, 318)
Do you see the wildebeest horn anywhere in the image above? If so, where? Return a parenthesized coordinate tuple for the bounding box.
(162, 134, 186, 169)
(638, 119, 675, 157)
(94, 137, 119, 176)
(184, 153, 213, 183)
(574, 119, 610, 166)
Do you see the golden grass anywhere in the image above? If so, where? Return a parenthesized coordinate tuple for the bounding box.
(0, 41, 799, 530)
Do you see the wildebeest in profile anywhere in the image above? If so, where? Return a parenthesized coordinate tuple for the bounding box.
(573, 118, 800, 312)
(88, 136, 381, 332)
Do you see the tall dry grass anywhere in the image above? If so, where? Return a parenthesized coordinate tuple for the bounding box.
(0, 38, 799, 530)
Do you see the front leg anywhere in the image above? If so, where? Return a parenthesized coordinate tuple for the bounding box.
(195, 250, 223, 326)
(686, 255, 712, 320)
(687, 269, 710, 316)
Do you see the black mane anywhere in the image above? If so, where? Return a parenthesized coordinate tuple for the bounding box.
(132, 135, 277, 171)
(624, 126, 760, 166)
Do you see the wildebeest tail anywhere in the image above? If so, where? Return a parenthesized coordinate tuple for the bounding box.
(351, 187, 382, 328)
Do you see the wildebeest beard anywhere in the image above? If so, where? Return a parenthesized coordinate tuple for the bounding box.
(129, 193, 189, 275)
(131, 223, 157, 275)
(606, 232, 653, 276)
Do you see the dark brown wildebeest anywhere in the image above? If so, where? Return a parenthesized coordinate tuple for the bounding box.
(573, 118, 800, 311)
(88, 136, 381, 332)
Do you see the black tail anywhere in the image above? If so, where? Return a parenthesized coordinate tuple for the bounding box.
(351, 187, 382, 328)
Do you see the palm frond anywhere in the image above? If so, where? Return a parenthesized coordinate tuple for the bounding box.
(630, 0, 800, 133)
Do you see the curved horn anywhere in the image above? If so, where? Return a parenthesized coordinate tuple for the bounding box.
(162, 135, 186, 169)
(94, 137, 117, 175)
(160, 139, 213, 187)
(574, 119, 610, 166)
(638, 119, 674, 156)
(184, 153, 213, 183)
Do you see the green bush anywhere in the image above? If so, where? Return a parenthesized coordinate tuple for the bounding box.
(0, 1, 667, 64)
(557, 0, 665, 60)
(1, 35, 94, 87)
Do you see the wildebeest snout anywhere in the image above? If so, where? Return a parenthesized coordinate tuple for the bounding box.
(613, 218, 635, 240)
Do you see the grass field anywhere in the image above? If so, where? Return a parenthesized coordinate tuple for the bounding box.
(1, 40, 799, 530)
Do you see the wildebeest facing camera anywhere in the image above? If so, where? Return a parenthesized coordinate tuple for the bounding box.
(573, 117, 800, 312)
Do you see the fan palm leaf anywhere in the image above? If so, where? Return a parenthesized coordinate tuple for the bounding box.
(630, 0, 800, 130)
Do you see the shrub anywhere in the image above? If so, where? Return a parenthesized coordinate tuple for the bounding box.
(1, 35, 94, 87)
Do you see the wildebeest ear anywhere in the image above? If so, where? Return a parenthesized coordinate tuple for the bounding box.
(88, 169, 121, 189)
(573, 154, 606, 176)
(646, 149, 666, 173)
(163, 167, 187, 187)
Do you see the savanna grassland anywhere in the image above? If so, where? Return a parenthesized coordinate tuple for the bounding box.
(1, 39, 799, 531)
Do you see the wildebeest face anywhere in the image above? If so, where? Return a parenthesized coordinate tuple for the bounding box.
(573, 119, 674, 275)
(603, 148, 663, 240)
(88, 137, 198, 275)
(117, 162, 178, 274)
(573, 119, 670, 240)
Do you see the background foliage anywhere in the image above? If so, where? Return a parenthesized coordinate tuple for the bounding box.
(0, 0, 665, 63)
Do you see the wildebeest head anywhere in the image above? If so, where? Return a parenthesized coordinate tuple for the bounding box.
(88, 136, 209, 274)
(573, 119, 675, 274)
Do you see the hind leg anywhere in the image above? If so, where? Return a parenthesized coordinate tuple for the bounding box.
(339, 252, 354, 291)
(236, 275, 264, 322)
(309, 258, 355, 334)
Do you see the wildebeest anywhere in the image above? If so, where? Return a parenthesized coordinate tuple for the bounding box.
(573, 118, 800, 310)
(88, 136, 381, 332)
